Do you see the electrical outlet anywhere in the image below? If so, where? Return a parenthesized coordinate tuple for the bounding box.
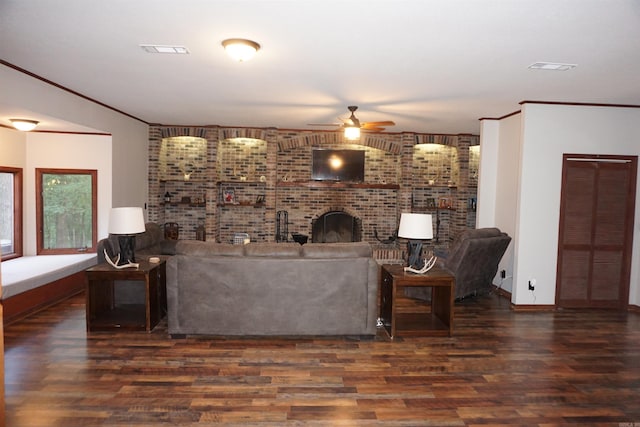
(500, 269, 506, 279)
(528, 279, 536, 291)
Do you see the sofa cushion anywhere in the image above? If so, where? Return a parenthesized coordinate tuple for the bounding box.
(302, 242, 372, 258)
(243, 242, 301, 257)
(176, 240, 244, 257)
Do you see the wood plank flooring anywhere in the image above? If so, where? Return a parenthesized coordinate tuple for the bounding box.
(4, 291, 640, 426)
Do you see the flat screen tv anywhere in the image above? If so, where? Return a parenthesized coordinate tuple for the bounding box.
(312, 149, 365, 182)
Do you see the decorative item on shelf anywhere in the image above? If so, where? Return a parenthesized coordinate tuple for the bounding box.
(439, 197, 452, 209)
(397, 212, 437, 274)
(164, 192, 171, 203)
(223, 188, 236, 204)
(426, 198, 437, 209)
(428, 179, 435, 185)
(233, 232, 250, 245)
(374, 227, 397, 244)
(107, 207, 146, 267)
(291, 233, 308, 245)
(255, 195, 265, 205)
(164, 222, 179, 240)
(468, 197, 477, 212)
(181, 196, 191, 204)
(259, 175, 266, 182)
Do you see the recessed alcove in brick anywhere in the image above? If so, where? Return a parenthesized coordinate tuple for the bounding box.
(148, 125, 479, 262)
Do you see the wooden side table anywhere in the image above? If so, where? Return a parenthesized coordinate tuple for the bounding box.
(85, 259, 167, 332)
(379, 264, 455, 338)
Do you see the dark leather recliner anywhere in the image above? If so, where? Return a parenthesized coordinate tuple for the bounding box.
(407, 227, 511, 301)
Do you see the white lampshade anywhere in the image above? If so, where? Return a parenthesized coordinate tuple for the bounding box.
(108, 207, 146, 235)
(398, 213, 433, 240)
(222, 38, 260, 62)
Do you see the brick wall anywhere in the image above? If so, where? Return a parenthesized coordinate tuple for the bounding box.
(147, 126, 478, 263)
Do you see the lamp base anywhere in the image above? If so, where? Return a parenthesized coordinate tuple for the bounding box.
(117, 235, 137, 265)
(406, 240, 424, 270)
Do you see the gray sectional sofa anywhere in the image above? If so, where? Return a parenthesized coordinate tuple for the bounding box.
(166, 240, 379, 337)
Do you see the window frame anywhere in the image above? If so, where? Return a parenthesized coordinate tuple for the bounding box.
(0, 166, 23, 261)
(36, 168, 98, 255)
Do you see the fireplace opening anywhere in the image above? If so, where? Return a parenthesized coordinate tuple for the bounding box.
(312, 211, 362, 243)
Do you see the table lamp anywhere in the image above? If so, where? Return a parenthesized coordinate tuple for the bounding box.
(397, 213, 434, 271)
(108, 207, 146, 265)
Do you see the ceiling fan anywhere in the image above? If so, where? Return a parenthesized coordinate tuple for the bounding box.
(309, 106, 395, 136)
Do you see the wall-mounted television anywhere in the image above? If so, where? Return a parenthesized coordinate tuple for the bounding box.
(312, 149, 365, 182)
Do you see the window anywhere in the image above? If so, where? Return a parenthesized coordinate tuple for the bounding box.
(0, 166, 23, 260)
(36, 168, 97, 254)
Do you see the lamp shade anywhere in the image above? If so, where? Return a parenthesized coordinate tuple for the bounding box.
(108, 207, 145, 235)
(397, 213, 433, 240)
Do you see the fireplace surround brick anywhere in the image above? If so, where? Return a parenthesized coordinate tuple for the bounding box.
(148, 126, 478, 262)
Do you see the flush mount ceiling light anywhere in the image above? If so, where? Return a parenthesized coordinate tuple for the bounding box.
(10, 119, 39, 131)
(528, 62, 577, 71)
(222, 38, 260, 62)
(140, 44, 190, 54)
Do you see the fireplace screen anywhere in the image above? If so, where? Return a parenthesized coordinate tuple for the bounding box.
(312, 211, 362, 243)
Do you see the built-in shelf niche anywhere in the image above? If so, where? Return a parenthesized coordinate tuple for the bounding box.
(217, 137, 267, 182)
(159, 136, 208, 181)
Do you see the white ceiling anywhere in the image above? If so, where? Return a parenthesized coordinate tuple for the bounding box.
(1, 0, 639, 135)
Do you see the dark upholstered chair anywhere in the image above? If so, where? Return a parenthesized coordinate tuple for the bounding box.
(443, 227, 511, 299)
(406, 227, 511, 301)
(97, 222, 176, 264)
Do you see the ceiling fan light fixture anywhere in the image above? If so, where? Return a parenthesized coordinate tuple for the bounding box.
(222, 38, 260, 62)
(10, 119, 39, 131)
(344, 125, 361, 140)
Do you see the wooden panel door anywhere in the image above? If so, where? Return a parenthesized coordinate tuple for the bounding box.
(556, 154, 637, 308)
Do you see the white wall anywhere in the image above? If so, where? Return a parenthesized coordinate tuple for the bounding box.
(478, 114, 521, 293)
(477, 120, 499, 229)
(482, 103, 640, 306)
(0, 129, 112, 254)
(0, 64, 149, 209)
(23, 133, 112, 254)
(0, 127, 26, 166)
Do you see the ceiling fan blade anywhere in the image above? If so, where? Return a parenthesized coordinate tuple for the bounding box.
(307, 123, 341, 126)
(362, 120, 395, 128)
(362, 127, 386, 132)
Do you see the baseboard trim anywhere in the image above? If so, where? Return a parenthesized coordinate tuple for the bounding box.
(510, 304, 557, 312)
(490, 284, 512, 300)
(3, 270, 86, 325)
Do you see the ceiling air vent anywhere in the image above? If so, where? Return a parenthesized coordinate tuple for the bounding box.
(528, 62, 577, 71)
(140, 44, 189, 54)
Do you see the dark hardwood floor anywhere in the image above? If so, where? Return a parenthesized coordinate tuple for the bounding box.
(4, 291, 640, 426)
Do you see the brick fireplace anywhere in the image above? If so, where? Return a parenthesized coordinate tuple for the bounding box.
(147, 126, 479, 263)
(312, 209, 362, 243)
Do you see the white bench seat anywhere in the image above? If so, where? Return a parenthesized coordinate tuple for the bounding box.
(2, 254, 97, 299)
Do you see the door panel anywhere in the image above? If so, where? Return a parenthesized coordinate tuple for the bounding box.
(558, 249, 590, 301)
(556, 155, 637, 309)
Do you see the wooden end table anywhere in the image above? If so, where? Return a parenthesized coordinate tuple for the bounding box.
(85, 259, 167, 332)
(379, 264, 455, 338)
